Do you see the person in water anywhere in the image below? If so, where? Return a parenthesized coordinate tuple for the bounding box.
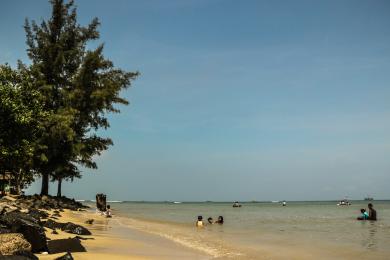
(196, 216, 204, 227)
(207, 217, 214, 224)
(104, 204, 112, 218)
(368, 203, 377, 221)
(215, 216, 224, 224)
(357, 208, 369, 220)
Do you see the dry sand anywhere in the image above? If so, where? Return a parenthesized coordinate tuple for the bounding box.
(36, 209, 210, 260)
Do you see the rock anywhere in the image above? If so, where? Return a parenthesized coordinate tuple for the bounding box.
(55, 252, 74, 260)
(13, 250, 39, 260)
(85, 219, 94, 224)
(52, 213, 61, 217)
(51, 229, 58, 235)
(2, 195, 17, 201)
(43, 219, 64, 230)
(61, 222, 91, 235)
(0, 227, 11, 234)
(28, 209, 49, 220)
(0, 233, 31, 255)
(0, 212, 48, 253)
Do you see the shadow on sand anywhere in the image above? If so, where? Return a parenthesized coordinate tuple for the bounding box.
(48, 237, 92, 254)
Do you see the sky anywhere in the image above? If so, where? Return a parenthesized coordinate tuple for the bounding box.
(1, 0, 390, 201)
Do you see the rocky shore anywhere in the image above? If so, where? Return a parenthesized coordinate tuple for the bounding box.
(0, 195, 91, 259)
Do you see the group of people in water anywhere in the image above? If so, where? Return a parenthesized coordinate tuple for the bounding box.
(357, 203, 377, 221)
(196, 215, 224, 227)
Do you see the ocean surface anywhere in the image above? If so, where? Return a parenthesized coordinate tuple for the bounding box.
(87, 200, 390, 259)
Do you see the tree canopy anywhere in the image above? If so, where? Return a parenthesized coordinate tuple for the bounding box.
(0, 0, 138, 196)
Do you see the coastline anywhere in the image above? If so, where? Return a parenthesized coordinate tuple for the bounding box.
(36, 208, 211, 260)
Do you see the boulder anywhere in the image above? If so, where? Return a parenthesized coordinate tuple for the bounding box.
(43, 219, 64, 230)
(0, 233, 31, 255)
(0, 212, 47, 253)
(55, 252, 74, 260)
(13, 250, 39, 260)
(61, 222, 91, 235)
(0, 227, 11, 234)
(28, 209, 49, 220)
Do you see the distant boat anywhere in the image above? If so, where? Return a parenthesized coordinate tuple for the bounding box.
(173, 201, 182, 204)
(271, 200, 280, 203)
(233, 201, 242, 208)
(337, 198, 351, 206)
(364, 196, 373, 201)
(107, 200, 123, 203)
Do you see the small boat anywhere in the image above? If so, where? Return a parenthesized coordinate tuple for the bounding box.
(233, 201, 242, 207)
(173, 201, 182, 204)
(337, 199, 351, 206)
(364, 196, 373, 201)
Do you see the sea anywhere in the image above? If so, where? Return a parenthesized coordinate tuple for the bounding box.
(86, 200, 390, 259)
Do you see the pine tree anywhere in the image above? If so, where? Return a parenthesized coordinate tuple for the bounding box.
(24, 0, 138, 195)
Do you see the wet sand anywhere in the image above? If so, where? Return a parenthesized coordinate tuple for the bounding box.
(36, 209, 210, 260)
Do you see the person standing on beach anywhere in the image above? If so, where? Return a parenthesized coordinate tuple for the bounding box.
(368, 203, 377, 221)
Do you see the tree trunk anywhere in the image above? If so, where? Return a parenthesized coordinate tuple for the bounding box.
(57, 178, 62, 197)
(13, 169, 22, 195)
(40, 172, 49, 196)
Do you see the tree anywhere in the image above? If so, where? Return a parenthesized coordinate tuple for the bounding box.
(0, 64, 47, 194)
(24, 0, 138, 195)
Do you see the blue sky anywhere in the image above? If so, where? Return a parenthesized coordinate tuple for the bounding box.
(1, 0, 390, 201)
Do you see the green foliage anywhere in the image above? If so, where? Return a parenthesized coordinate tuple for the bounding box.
(1, 0, 138, 195)
(24, 0, 138, 195)
(0, 65, 47, 192)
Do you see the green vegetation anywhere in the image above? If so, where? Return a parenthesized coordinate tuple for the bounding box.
(0, 0, 138, 196)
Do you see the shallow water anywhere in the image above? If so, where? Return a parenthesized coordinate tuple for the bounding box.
(89, 201, 390, 259)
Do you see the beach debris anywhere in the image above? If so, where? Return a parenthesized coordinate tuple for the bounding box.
(0, 211, 48, 253)
(0, 233, 32, 255)
(54, 252, 74, 260)
(85, 219, 94, 224)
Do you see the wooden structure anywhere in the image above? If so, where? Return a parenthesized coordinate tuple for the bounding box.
(96, 193, 107, 211)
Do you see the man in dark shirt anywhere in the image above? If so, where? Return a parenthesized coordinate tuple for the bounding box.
(368, 203, 377, 221)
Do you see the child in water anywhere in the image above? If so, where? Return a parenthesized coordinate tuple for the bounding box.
(357, 208, 369, 220)
(196, 216, 204, 227)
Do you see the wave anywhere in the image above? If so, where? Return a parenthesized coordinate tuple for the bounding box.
(114, 216, 245, 259)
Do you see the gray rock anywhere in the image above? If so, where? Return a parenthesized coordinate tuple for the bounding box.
(61, 222, 91, 235)
(0, 212, 47, 253)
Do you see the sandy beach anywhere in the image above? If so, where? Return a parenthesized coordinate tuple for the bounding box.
(36, 208, 210, 260)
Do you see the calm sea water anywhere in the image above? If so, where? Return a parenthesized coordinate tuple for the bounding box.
(92, 201, 390, 259)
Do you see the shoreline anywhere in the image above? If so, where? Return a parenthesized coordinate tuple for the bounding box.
(36, 208, 211, 260)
